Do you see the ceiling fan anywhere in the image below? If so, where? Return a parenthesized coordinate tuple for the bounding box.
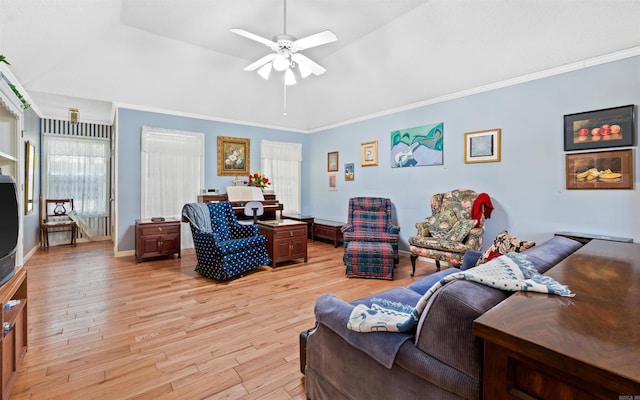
(230, 0, 337, 86)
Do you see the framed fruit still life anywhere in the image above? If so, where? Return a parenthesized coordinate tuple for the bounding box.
(564, 104, 635, 151)
(565, 149, 633, 190)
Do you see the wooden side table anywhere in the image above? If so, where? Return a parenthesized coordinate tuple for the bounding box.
(135, 218, 181, 262)
(258, 219, 308, 268)
(282, 213, 314, 239)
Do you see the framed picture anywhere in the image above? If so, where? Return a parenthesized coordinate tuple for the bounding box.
(565, 149, 633, 190)
(217, 136, 250, 176)
(564, 105, 635, 151)
(361, 141, 378, 167)
(464, 128, 501, 163)
(24, 140, 36, 214)
(390, 122, 443, 167)
(328, 151, 339, 171)
(328, 172, 337, 191)
(345, 163, 354, 181)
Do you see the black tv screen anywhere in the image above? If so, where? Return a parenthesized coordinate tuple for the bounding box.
(0, 174, 18, 285)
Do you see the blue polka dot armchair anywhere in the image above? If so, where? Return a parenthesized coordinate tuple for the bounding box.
(182, 201, 270, 280)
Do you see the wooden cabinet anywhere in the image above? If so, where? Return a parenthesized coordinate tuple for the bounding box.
(0, 267, 27, 400)
(135, 219, 181, 262)
(258, 220, 307, 268)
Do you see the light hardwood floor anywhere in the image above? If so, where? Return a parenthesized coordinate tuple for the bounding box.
(12, 239, 436, 399)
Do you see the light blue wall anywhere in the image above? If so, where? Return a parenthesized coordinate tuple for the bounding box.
(116, 109, 312, 251)
(22, 107, 40, 257)
(116, 55, 640, 254)
(308, 55, 640, 250)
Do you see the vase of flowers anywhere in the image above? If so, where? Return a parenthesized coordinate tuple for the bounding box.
(245, 171, 270, 190)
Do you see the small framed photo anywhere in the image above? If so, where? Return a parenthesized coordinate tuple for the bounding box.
(361, 141, 378, 167)
(217, 136, 250, 176)
(328, 172, 337, 191)
(464, 129, 501, 163)
(345, 163, 354, 181)
(565, 149, 633, 190)
(564, 105, 635, 151)
(328, 151, 339, 172)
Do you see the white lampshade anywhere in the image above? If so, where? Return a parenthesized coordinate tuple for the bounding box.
(272, 54, 290, 71)
(257, 63, 272, 80)
(284, 68, 296, 85)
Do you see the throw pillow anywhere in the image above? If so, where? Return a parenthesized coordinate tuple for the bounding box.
(443, 219, 478, 242)
(476, 230, 536, 266)
(427, 209, 458, 238)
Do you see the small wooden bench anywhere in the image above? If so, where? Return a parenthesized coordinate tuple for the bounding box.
(313, 219, 345, 247)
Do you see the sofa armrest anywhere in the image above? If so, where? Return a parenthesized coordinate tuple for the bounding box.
(340, 223, 353, 233)
(414, 221, 430, 237)
(388, 224, 400, 234)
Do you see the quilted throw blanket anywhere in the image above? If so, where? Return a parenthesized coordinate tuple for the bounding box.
(347, 252, 574, 333)
(181, 203, 212, 232)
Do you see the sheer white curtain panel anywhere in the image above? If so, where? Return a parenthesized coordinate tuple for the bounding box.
(140, 127, 204, 220)
(44, 135, 110, 216)
(261, 140, 302, 214)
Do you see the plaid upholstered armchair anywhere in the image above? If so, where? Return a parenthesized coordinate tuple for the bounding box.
(182, 201, 270, 281)
(341, 197, 400, 264)
(408, 189, 492, 276)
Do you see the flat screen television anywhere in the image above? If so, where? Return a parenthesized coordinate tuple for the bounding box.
(0, 174, 18, 286)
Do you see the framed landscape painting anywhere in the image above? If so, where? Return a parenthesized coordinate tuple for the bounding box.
(217, 136, 250, 176)
(328, 151, 339, 172)
(565, 149, 633, 190)
(564, 105, 635, 151)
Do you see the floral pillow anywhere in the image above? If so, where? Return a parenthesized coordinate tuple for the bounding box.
(476, 230, 536, 266)
(427, 209, 458, 238)
(443, 219, 478, 242)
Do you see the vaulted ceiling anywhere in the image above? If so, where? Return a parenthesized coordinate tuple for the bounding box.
(2, 0, 640, 131)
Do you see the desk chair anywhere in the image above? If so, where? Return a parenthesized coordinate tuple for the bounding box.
(40, 195, 77, 248)
(238, 201, 264, 225)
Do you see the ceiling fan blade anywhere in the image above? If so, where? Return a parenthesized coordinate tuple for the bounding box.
(292, 30, 337, 51)
(230, 28, 275, 47)
(244, 53, 277, 71)
(291, 53, 326, 76)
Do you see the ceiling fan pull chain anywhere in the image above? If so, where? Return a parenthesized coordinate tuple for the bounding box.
(283, 79, 287, 116)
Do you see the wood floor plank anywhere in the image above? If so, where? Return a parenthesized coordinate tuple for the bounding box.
(11, 239, 438, 399)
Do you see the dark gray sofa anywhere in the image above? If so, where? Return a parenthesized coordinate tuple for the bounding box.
(302, 236, 583, 400)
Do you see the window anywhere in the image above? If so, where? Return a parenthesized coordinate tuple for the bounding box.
(140, 127, 204, 219)
(44, 135, 110, 216)
(261, 140, 302, 214)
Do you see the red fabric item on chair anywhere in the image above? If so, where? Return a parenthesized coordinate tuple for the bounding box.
(471, 193, 493, 227)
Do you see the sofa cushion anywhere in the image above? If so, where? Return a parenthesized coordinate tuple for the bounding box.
(476, 230, 535, 265)
(407, 268, 462, 295)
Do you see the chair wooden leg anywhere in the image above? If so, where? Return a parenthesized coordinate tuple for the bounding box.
(410, 254, 418, 276)
(435, 260, 441, 271)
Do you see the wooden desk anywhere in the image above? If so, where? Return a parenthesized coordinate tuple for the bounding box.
(258, 220, 308, 268)
(473, 240, 640, 399)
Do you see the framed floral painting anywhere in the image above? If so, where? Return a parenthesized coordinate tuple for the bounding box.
(217, 136, 250, 176)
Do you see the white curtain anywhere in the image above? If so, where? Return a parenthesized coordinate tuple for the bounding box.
(261, 140, 302, 214)
(140, 127, 204, 219)
(45, 135, 110, 216)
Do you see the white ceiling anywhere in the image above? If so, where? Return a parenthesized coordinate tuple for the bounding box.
(2, 0, 640, 131)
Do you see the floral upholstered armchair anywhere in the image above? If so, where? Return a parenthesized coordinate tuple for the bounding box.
(341, 197, 400, 263)
(408, 189, 492, 276)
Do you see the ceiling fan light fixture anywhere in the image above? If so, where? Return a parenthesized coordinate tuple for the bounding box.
(272, 54, 290, 72)
(284, 68, 296, 85)
(257, 63, 272, 80)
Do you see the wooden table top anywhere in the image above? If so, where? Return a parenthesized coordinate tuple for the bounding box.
(474, 239, 640, 385)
